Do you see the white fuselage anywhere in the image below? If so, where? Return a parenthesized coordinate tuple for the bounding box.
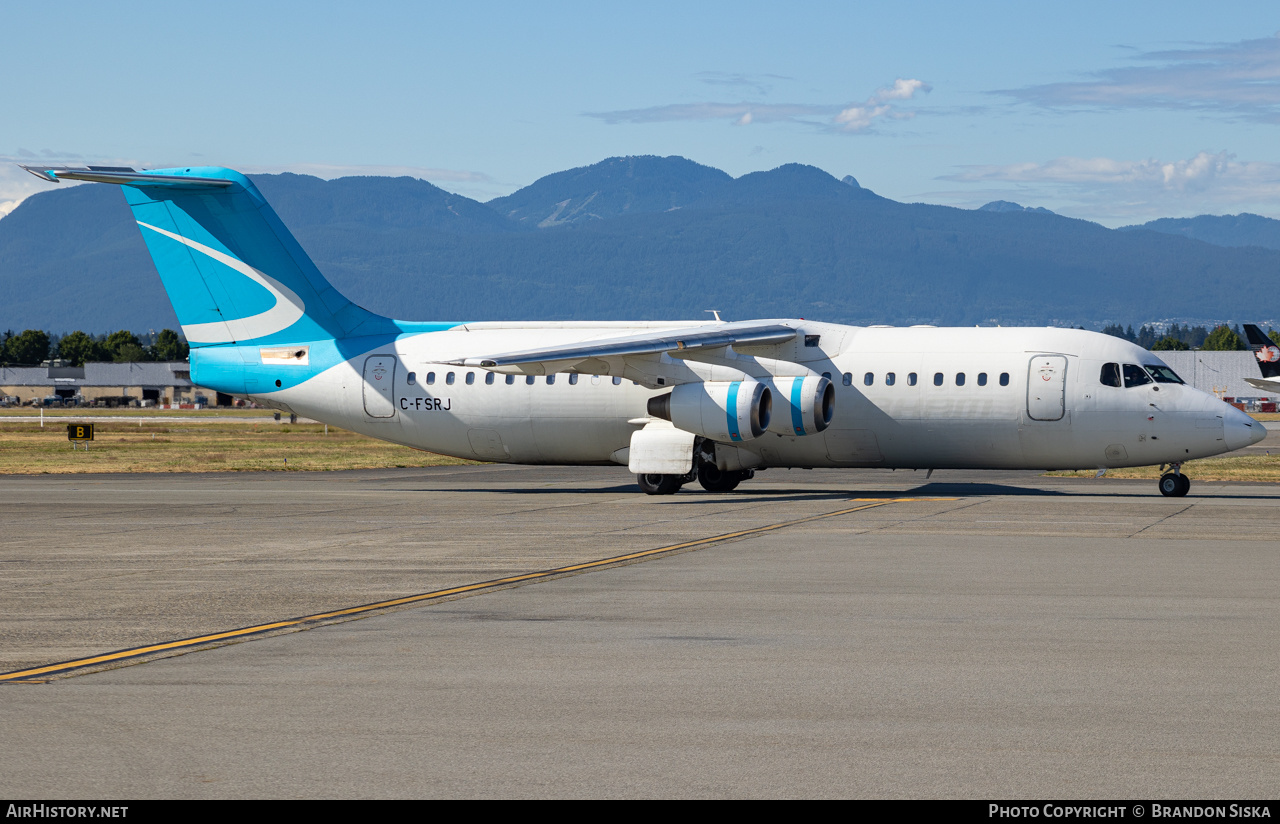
(220, 322, 1258, 471)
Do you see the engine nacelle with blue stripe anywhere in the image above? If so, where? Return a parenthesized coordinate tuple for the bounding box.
(762, 375, 835, 436)
(649, 380, 771, 443)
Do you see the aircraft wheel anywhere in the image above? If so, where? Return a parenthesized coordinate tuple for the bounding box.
(637, 473, 682, 495)
(697, 464, 742, 492)
(1159, 472, 1188, 497)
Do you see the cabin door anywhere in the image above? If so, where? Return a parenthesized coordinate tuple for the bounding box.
(362, 355, 397, 418)
(1026, 355, 1067, 421)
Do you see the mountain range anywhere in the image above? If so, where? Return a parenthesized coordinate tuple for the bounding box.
(1118, 213, 1280, 251)
(2, 155, 1279, 332)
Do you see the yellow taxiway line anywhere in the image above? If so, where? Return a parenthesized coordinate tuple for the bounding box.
(1, 496, 956, 682)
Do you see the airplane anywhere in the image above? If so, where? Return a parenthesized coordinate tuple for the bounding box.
(1243, 324, 1280, 395)
(21, 164, 1266, 498)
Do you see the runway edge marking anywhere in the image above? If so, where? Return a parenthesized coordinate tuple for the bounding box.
(1, 497, 953, 682)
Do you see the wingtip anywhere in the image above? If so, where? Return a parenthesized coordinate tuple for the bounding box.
(19, 165, 59, 183)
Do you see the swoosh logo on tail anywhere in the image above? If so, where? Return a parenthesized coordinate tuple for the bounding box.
(138, 221, 305, 343)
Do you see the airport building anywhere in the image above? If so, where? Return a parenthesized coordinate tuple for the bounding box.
(1159, 351, 1276, 407)
(0, 361, 217, 406)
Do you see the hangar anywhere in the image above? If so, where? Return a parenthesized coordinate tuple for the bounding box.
(1159, 351, 1278, 407)
(0, 361, 217, 406)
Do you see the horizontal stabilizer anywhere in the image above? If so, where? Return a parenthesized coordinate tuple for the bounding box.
(460, 321, 797, 370)
(21, 165, 233, 188)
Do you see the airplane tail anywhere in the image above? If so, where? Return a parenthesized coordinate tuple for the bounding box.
(1243, 324, 1280, 378)
(21, 165, 397, 348)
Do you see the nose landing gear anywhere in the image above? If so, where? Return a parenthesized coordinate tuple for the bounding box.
(1158, 463, 1190, 497)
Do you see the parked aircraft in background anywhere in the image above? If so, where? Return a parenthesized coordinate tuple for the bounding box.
(1243, 324, 1280, 397)
(23, 165, 1265, 497)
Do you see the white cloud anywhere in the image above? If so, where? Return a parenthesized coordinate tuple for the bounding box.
(947, 151, 1242, 188)
(872, 78, 929, 103)
(238, 162, 493, 184)
(0, 153, 105, 221)
(586, 101, 830, 125)
(834, 78, 930, 132)
(587, 77, 930, 134)
(1000, 33, 1280, 122)
(0, 156, 501, 222)
(938, 151, 1280, 223)
(695, 71, 794, 96)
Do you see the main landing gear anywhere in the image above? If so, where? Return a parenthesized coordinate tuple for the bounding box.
(1158, 463, 1190, 497)
(697, 464, 753, 493)
(636, 441, 756, 495)
(635, 467, 756, 495)
(636, 473, 685, 495)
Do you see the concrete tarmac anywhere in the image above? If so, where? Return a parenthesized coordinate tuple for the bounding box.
(2, 466, 1279, 798)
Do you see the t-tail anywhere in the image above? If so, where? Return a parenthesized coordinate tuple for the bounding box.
(1243, 324, 1280, 379)
(21, 165, 400, 347)
(20, 165, 457, 399)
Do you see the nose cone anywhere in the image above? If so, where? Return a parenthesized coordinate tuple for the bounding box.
(1224, 407, 1266, 451)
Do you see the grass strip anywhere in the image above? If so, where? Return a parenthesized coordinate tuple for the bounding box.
(0, 420, 474, 474)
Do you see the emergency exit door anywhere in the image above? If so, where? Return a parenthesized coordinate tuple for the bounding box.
(1027, 355, 1067, 421)
(363, 355, 397, 418)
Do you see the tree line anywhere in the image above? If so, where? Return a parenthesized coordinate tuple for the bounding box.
(0, 329, 189, 367)
(1099, 323, 1280, 352)
(2, 321, 1273, 367)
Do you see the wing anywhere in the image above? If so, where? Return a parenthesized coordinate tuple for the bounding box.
(456, 321, 797, 374)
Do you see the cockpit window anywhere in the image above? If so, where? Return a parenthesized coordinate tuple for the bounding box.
(1100, 363, 1121, 387)
(1122, 363, 1153, 388)
(1144, 364, 1184, 384)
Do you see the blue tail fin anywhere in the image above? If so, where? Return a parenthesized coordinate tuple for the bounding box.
(23, 165, 395, 347)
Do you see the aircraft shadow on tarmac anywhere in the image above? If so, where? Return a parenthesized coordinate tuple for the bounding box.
(406, 480, 1280, 501)
(414, 481, 1061, 499)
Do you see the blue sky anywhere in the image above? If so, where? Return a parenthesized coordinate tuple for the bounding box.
(4, 0, 1280, 226)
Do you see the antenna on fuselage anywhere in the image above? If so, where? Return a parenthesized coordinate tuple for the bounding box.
(706, 310, 724, 323)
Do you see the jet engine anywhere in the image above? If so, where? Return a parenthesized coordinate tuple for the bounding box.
(647, 379, 771, 442)
(763, 375, 835, 436)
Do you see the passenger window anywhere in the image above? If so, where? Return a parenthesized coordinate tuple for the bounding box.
(612, 376, 622, 385)
(526, 375, 536, 385)
(426, 372, 436, 386)
(933, 373, 944, 386)
(822, 372, 832, 381)
(999, 372, 1009, 386)
(406, 372, 416, 386)
(1100, 363, 1121, 387)
(569, 373, 578, 385)
(505, 375, 515, 385)
(1122, 364, 1153, 387)
(446, 372, 455, 385)
(485, 372, 495, 385)
(842, 373, 852, 387)
(864, 372, 874, 386)
(465, 372, 475, 385)
(546, 375, 555, 385)
(956, 372, 966, 386)
(805, 335, 821, 347)
(977, 372, 987, 386)
(885, 372, 896, 386)
(908, 372, 918, 386)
